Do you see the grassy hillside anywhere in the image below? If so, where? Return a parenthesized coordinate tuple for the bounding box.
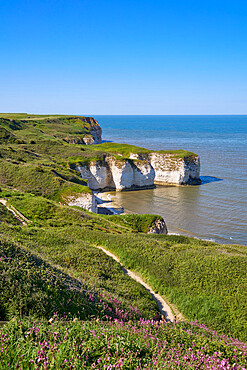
(0, 114, 246, 367)
(0, 191, 160, 322)
(0, 113, 199, 207)
(0, 189, 246, 342)
(0, 236, 158, 323)
(81, 230, 247, 341)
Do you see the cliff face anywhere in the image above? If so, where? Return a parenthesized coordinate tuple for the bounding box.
(66, 192, 97, 212)
(65, 117, 102, 145)
(85, 117, 102, 144)
(149, 153, 200, 185)
(76, 156, 155, 191)
(76, 152, 200, 191)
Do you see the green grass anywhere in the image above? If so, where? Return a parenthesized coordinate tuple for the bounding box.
(0, 115, 99, 147)
(0, 191, 246, 341)
(0, 193, 161, 321)
(90, 142, 151, 157)
(104, 214, 164, 233)
(0, 239, 101, 320)
(0, 113, 246, 346)
(0, 203, 20, 225)
(89, 142, 197, 159)
(78, 230, 247, 341)
(157, 149, 198, 159)
(0, 113, 87, 120)
(0, 227, 157, 321)
(1, 318, 246, 369)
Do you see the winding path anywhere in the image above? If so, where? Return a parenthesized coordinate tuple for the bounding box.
(0, 198, 179, 322)
(0, 199, 31, 226)
(96, 245, 176, 322)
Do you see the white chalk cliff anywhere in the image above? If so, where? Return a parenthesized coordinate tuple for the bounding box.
(130, 152, 200, 185)
(66, 192, 97, 213)
(76, 152, 200, 191)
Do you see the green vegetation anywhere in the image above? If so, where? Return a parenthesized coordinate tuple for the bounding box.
(0, 239, 101, 320)
(90, 142, 197, 159)
(0, 191, 159, 322)
(0, 113, 72, 120)
(0, 190, 246, 342)
(157, 149, 198, 159)
(105, 214, 164, 233)
(0, 203, 20, 225)
(74, 229, 247, 341)
(1, 319, 246, 369)
(90, 142, 151, 157)
(0, 114, 246, 367)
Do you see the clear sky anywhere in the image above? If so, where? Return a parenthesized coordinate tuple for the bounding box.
(1, 0, 247, 115)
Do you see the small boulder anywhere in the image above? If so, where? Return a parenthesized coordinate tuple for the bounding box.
(148, 218, 167, 234)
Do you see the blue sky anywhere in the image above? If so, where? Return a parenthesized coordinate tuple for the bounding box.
(0, 0, 247, 114)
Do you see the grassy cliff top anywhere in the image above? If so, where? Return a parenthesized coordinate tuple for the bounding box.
(90, 142, 198, 159)
(0, 113, 88, 120)
(0, 114, 246, 350)
(0, 114, 99, 199)
(0, 114, 198, 198)
(0, 188, 246, 343)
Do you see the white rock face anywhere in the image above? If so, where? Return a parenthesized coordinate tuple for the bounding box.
(76, 162, 114, 190)
(76, 157, 155, 191)
(133, 160, 155, 187)
(131, 152, 201, 185)
(82, 135, 95, 145)
(110, 159, 134, 191)
(66, 192, 97, 212)
(76, 152, 200, 191)
(149, 153, 184, 184)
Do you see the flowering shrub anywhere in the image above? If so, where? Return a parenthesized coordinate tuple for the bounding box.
(0, 319, 246, 369)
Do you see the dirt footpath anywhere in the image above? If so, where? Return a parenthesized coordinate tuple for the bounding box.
(0, 199, 31, 226)
(96, 245, 181, 322)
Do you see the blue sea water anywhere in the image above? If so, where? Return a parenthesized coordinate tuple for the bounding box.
(94, 116, 247, 246)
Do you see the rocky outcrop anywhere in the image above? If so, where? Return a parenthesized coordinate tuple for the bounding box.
(149, 153, 200, 185)
(147, 218, 167, 234)
(76, 151, 200, 191)
(66, 192, 97, 212)
(63, 117, 102, 145)
(85, 117, 102, 144)
(76, 156, 155, 191)
(129, 152, 200, 185)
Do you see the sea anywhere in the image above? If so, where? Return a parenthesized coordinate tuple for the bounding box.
(94, 115, 247, 246)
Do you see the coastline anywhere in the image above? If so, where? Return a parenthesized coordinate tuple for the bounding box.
(97, 115, 247, 246)
(95, 189, 243, 246)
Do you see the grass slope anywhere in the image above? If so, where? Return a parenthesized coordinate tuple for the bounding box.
(0, 114, 246, 367)
(76, 230, 247, 341)
(0, 114, 198, 207)
(1, 319, 246, 369)
(0, 192, 159, 322)
(0, 190, 246, 342)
